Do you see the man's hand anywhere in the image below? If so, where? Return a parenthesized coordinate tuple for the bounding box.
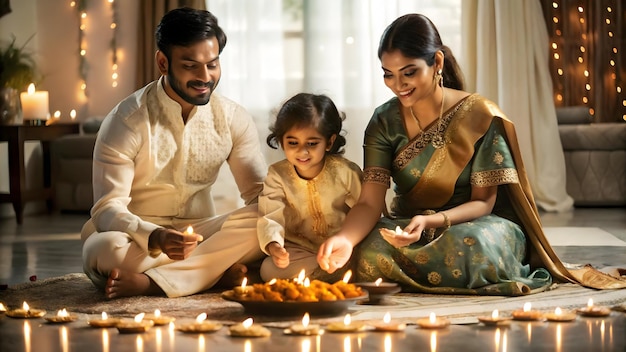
(317, 235, 353, 274)
(267, 242, 290, 269)
(149, 228, 203, 260)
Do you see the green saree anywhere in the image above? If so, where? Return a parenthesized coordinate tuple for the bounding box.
(355, 94, 626, 296)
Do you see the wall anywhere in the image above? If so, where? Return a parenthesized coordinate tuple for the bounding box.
(0, 0, 139, 219)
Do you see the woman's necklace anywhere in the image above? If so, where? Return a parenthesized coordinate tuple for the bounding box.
(408, 87, 446, 148)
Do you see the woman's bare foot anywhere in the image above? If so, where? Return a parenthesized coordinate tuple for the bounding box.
(215, 263, 248, 289)
(105, 268, 164, 299)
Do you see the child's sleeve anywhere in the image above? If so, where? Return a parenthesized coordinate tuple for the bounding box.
(257, 165, 288, 255)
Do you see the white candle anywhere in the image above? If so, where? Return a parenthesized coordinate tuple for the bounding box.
(20, 84, 49, 120)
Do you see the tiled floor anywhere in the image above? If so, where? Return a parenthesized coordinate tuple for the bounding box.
(1, 206, 625, 351)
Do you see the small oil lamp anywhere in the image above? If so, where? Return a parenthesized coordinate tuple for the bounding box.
(44, 308, 78, 323)
(6, 301, 46, 319)
(477, 309, 512, 326)
(229, 318, 271, 337)
(371, 312, 406, 332)
(88, 312, 120, 328)
(416, 312, 450, 329)
(576, 298, 611, 317)
(545, 307, 577, 322)
(116, 313, 154, 334)
(326, 313, 365, 333)
(178, 312, 222, 333)
(287, 312, 322, 335)
(512, 302, 544, 321)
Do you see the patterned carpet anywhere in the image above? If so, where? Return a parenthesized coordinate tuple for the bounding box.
(2, 272, 626, 328)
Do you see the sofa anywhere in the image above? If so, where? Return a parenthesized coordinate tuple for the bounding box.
(557, 106, 626, 206)
(51, 118, 101, 212)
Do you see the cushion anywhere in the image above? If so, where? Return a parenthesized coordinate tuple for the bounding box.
(556, 106, 593, 125)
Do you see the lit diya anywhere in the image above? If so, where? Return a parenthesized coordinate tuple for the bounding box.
(178, 313, 222, 333)
(229, 318, 271, 337)
(44, 308, 78, 324)
(477, 309, 512, 327)
(355, 278, 401, 304)
(233, 277, 252, 297)
(88, 312, 120, 328)
(370, 312, 406, 332)
(0, 302, 6, 313)
(512, 302, 544, 321)
(416, 312, 450, 329)
(545, 307, 577, 322)
(144, 309, 175, 326)
(6, 302, 46, 319)
(116, 313, 154, 334)
(326, 314, 366, 333)
(576, 298, 611, 317)
(285, 313, 323, 335)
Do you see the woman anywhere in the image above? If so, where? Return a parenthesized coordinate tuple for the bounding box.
(316, 14, 626, 295)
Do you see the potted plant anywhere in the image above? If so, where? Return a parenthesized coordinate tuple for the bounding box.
(0, 34, 39, 125)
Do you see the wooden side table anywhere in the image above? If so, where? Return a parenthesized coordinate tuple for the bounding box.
(0, 123, 80, 224)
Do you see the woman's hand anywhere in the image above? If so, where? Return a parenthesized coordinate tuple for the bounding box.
(380, 215, 431, 248)
(317, 235, 354, 274)
(267, 242, 290, 268)
(149, 228, 203, 260)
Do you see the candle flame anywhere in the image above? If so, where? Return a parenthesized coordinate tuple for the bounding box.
(555, 307, 562, 315)
(27, 83, 35, 94)
(57, 308, 69, 317)
(297, 269, 306, 284)
(268, 278, 277, 285)
(242, 318, 253, 329)
(101, 312, 108, 320)
(343, 314, 352, 325)
(185, 226, 193, 235)
(195, 313, 207, 322)
(134, 312, 145, 323)
(587, 298, 594, 308)
(304, 277, 310, 287)
(70, 110, 77, 119)
(491, 309, 499, 319)
(23, 302, 29, 311)
(241, 277, 247, 288)
(302, 313, 310, 327)
(0, 302, 5, 311)
(375, 278, 383, 286)
(395, 226, 402, 235)
(154, 309, 161, 317)
(169, 322, 175, 331)
(342, 270, 352, 283)
(523, 302, 532, 312)
(429, 312, 436, 323)
(383, 312, 391, 324)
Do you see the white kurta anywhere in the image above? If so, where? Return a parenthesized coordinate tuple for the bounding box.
(81, 77, 267, 297)
(257, 155, 362, 279)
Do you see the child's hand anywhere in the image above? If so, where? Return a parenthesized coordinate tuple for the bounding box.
(317, 235, 353, 274)
(267, 242, 290, 269)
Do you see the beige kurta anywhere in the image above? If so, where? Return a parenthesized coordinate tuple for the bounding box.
(81, 77, 267, 297)
(257, 155, 362, 279)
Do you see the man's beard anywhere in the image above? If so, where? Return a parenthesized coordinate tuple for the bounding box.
(167, 69, 217, 106)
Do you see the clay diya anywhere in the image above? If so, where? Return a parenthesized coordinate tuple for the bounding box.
(229, 318, 271, 337)
(416, 312, 450, 329)
(477, 309, 512, 327)
(177, 313, 223, 333)
(44, 308, 78, 324)
(545, 307, 577, 322)
(576, 298, 611, 317)
(512, 302, 544, 321)
(6, 302, 46, 319)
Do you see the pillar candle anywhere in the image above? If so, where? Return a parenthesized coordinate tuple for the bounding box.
(20, 83, 49, 120)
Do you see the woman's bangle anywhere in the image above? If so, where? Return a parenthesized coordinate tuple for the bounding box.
(440, 212, 451, 229)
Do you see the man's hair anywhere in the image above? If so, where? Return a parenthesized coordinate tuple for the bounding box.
(155, 7, 227, 60)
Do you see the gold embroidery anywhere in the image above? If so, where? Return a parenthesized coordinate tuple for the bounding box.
(363, 167, 391, 187)
(306, 181, 328, 237)
(376, 254, 394, 276)
(415, 252, 430, 264)
(472, 253, 487, 265)
(427, 272, 442, 285)
(452, 269, 462, 279)
(392, 100, 466, 171)
(492, 135, 499, 145)
(463, 237, 476, 246)
(444, 253, 456, 267)
(493, 152, 504, 165)
(410, 168, 421, 178)
(471, 168, 519, 187)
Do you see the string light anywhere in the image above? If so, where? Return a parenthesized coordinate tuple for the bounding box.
(71, 0, 88, 97)
(109, 0, 119, 88)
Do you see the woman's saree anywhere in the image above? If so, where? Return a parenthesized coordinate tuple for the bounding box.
(355, 94, 626, 296)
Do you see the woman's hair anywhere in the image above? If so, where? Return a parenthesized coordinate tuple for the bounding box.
(378, 14, 464, 90)
(156, 7, 227, 61)
(267, 93, 347, 155)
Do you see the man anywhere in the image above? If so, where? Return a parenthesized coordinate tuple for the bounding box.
(81, 7, 267, 298)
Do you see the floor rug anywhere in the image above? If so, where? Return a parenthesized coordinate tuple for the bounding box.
(2, 273, 626, 327)
(544, 227, 626, 247)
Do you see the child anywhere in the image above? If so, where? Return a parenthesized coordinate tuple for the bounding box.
(257, 93, 363, 281)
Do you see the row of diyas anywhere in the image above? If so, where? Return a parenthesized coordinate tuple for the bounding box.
(478, 298, 611, 326)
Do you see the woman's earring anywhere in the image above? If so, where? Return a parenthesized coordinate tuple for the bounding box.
(437, 69, 444, 88)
